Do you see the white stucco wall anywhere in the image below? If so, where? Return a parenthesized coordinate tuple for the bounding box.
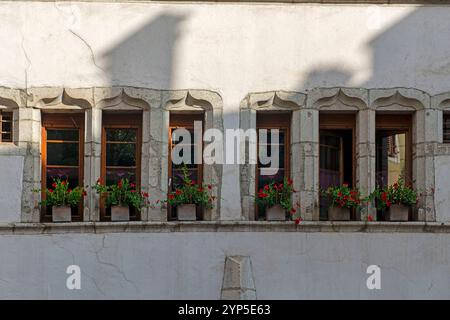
(0, 2, 450, 299)
(0, 231, 449, 299)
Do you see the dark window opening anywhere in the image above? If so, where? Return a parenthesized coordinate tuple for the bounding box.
(319, 113, 356, 220)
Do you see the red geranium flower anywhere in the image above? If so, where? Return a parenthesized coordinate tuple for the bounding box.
(207, 184, 212, 190)
(52, 182, 57, 188)
(168, 194, 175, 200)
(295, 218, 303, 225)
(290, 208, 296, 214)
(48, 189, 53, 193)
(368, 215, 373, 222)
(175, 189, 182, 196)
(82, 191, 87, 197)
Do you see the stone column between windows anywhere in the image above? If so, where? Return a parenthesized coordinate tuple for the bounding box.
(19, 107, 42, 223)
(356, 108, 376, 220)
(414, 107, 438, 221)
(147, 106, 169, 221)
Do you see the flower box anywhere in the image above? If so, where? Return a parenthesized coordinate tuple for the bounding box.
(177, 204, 197, 221)
(52, 205, 72, 223)
(328, 207, 351, 221)
(266, 204, 286, 221)
(111, 205, 130, 221)
(386, 204, 409, 221)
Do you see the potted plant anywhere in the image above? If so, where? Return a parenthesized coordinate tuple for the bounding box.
(373, 179, 417, 221)
(93, 178, 150, 221)
(166, 167, 215, 221)
(35, 178, 86, 222)
(324, 184, 362, 221)
(256, 179, 297, 221)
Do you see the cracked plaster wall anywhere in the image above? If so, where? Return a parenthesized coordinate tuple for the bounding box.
(0, 231, 449, 299)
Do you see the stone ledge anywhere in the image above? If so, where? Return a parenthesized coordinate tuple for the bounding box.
(0, 221, 449, 235)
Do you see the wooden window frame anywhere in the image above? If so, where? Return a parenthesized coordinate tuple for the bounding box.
(255, 112, 291, 221)
(100, 113, 143, 222)
(41, 113, 85, 222)
(319, 113, 357, 220)
(443, 112, 450, 143)
(168, 112, 204, 221)
(375, 113, 413, 186)
(319, 113, 357, 187)
(0, 111, 13, 143)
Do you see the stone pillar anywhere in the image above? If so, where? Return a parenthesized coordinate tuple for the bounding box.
(18, 107, 41, 223)
(356, 108, 376, 220)
(147, 107, 169, 221)
(239, 108, 256, 221)
(414, 108, 439, 221)
(85, 107, 102, 221)
(298, 108, 319, 220)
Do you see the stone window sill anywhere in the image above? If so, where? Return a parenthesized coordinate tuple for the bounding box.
(0, 221, 449, 235)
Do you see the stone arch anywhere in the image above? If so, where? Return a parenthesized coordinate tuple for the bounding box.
(308, 88, 368, 111)
(370, 88, 430, 111)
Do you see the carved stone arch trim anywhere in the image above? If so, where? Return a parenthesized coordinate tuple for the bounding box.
(94, 87, 152, 111)
(28, 88, 94, 110)
(370, 88, 430, 111)
(307, 88, 368, 111)
(0, 87, 26, 110)
(162, 90, 222, 114)
(241, 90, 306, 111)
(432, 92, 450, 111)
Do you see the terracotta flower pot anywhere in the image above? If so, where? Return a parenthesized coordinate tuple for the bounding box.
(177, 204, 197, 221)
(52, 205, 72, 223)
(386, 204, 409, 221)
(111, 205, 130, 221)
(328, 207, 351, 221)
(266, 204, 286, 221)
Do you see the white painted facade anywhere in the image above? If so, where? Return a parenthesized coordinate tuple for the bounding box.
(0, 1, 450, 299)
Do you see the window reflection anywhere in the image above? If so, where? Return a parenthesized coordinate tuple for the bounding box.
(376, 132, 408, 187)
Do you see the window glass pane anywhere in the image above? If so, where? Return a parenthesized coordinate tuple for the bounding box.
(2, 121, 11, 133)
(106, 143, 136, 167)
(1, 133, 11, 142)
(106, 129, 136, 142)
(46, 167, 79, 189)
(47, 129, 79, 141)
(376, 133, 407, 187)
(258, 169, 285, 189)
(106, 168, 136, 185)
(171, 168, 199, 189)
(47, 143, 79, 166)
